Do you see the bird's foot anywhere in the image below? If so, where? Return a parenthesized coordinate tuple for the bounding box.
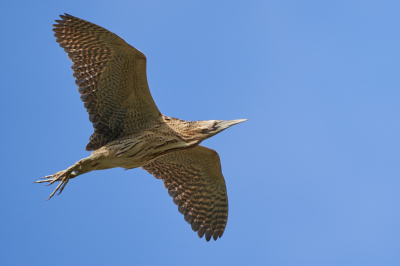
(34, 169, 76, 200)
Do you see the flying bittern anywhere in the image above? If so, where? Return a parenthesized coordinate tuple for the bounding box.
(35, 14, 247, 242)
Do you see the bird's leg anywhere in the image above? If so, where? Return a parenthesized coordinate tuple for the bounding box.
(34, 157, 94, 200)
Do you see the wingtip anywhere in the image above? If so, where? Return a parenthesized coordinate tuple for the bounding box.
(213, 233, 218, 241)
(58, 13, 74, 21)
(205, 230, 212, 242)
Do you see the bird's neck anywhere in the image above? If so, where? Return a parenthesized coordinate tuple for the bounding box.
(159, 117, 204, 147)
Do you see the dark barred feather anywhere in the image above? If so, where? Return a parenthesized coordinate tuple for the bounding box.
(53, 14, 161, 151)
(142, 146, 229, 241)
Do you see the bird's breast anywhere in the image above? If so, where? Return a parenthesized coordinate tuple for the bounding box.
(96, 130, 197, 170)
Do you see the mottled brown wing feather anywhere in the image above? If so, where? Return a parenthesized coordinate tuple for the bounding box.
(142, 145, 229, 241)
(53, 14, 162, 150)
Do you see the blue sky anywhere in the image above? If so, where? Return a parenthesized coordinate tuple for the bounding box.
(1, 1, 399, 265)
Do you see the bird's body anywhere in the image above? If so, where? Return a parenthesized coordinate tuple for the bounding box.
(36, 14, 247, 241)
(89, 117, 199, 170)
(75, 117, 224, 172)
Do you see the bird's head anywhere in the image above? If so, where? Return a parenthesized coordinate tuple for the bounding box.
(194, 119, 248, 141)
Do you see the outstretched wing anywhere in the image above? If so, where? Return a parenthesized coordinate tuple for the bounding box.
(142, 146, 229, 241)
(53, 14, 162, 150)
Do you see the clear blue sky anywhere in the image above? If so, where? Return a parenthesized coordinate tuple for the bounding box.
(1, 1, 399, 265)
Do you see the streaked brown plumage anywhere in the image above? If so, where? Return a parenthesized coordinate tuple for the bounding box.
(142, 146, 228, 240)
(35, 14, 247, 242)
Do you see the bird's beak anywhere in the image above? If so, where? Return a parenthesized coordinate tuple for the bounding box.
(216, 119, 248, 131)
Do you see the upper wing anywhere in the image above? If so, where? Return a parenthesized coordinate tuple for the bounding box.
(142, 145, 229, 241)
(53, 14, 162, 150)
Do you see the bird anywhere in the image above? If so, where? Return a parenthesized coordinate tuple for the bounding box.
(35, 13, 247, 242)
